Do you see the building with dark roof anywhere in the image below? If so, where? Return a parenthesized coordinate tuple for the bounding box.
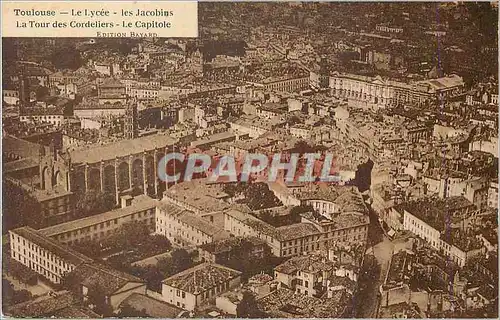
(98, 78, 127, 105)
(68, 263, 146, 310)
(119, 293, 184, 318)
(223, 203, 369, 258)
(4, 291, 99, 318)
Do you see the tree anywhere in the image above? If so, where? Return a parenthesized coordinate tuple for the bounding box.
(35, 85, 49, 101)
(60, 270, 83, 297)
(170, 249, 194, 274)
(70, 240, 102, 259)
(2, 178, 43, 232)
(116, 303, 150, 317)
(87, 285, 113, 317)
(75, 190, 115, 218)
(244, 183, 283, 210)
(107, 221, 151, 249)
(237, 291, 264, 318)
(222, 182, 246, 198)
(50, 45, 83, 70)
(292, 140, 316, 154)
(2, 279, 33, 306)
(132, 265, 164, 293)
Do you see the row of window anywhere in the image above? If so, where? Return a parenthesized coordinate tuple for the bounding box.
(21, 115, 63, 120)
(12, 249, 73, 283)
(55, 213, 153, 241)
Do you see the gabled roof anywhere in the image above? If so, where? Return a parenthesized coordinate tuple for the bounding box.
(6, 291, 75, 317)
(71, 263, 144, 296)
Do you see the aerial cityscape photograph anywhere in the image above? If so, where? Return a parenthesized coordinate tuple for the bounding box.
(1, 1, 499, 318)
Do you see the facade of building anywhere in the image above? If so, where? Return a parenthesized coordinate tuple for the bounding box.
(274, 254, 358, 298)
(9, 227, 93, 284)
(252, 75, 310, 93)
(488, 180, 498, 209)
(402, 205, 484, 267)
(329, 73, 465, 108)
(98, 78, 127, 105)
(20, 106, 66, 127)
(39, 195, 157, 246)
(223, 207, 369, 258)
(161, 263, 242, 311)
(156, 201, 230, 247)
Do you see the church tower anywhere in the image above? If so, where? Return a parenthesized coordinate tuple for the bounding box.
(124, 100, 138, 139)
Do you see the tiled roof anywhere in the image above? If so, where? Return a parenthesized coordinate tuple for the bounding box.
(157, 201, 225, 237)
(198, 236, 265, 255)
(165, 179, 230, 213)
(275, 254, 337, 275)
(328, 275, 357, 292)
(99, 78, 125, 88)
(162, 263, 241, 294)
(69, 133, 178, 164)
(120, 293, 183, 318)
(256, 287, 348, 318)
(396, 196, 474, 232)
(6, 291, 75, 317)
(72, 263, 144, 296)
(276, 223, 321, 241)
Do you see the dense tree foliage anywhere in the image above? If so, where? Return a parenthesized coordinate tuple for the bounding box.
(75, 190, 115, 219)
(87, 285, 113, 316)
(2, 178, 43, 233)
(50, 44, 83, 70)
(237, 291, 267, 318)
(2, 279, 33, 307)
(243, 182, 283, 210)
(116, 303, 150, 318)
(127, 248, 195, 292)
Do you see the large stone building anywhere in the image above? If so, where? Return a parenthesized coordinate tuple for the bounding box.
(38, 134, 178, 204)
(38, 195, 157, 246)
(398, 197, 485, 267)
(155, 201, 230, 247)
(97, 78, 127, 105)
(9, 226, 93, 284)
(328, 73, 465, 108)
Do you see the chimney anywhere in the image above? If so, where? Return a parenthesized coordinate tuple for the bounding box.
(19, 76, 27, 105)
(437, 293, 443, 312)
(121, 195, 133, 208)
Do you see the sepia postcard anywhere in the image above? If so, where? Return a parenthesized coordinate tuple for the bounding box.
(1, 1, 499, 319)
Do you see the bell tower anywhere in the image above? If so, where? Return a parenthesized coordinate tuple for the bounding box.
(124, 100, 138, 139)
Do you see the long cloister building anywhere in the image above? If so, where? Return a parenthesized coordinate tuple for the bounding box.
(40, 134, 178, 204)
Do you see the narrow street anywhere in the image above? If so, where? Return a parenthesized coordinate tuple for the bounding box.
(354, 207, 395, 318)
